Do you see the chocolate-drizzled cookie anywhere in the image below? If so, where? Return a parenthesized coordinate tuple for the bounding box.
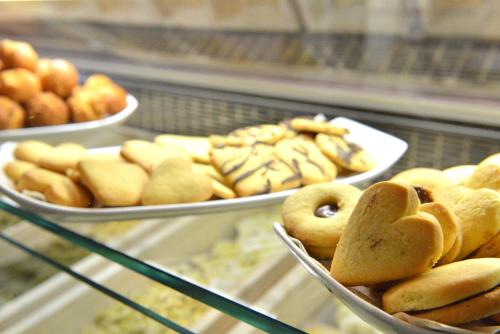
(275, 137, 337, 185)
(316, 134, 374, 172)
(211, 143, 300, 197)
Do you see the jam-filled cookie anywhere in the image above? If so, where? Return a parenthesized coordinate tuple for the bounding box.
(275, 137, 337, 185)
(290, 118, 348, 136)
(391, 168, 456, 195)
(316, 134, 374, 172)
(211, 143, 300, 197)
(282, 183, 361, 258)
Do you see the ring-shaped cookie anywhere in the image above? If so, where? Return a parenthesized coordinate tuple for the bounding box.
(282, 183, 361, 258)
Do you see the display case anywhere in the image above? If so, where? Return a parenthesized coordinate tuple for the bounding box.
(0, 1, 499, 333)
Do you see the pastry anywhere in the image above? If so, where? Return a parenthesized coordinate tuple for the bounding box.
(0, 39, 38, 71)
(419, 202, 461, 260)
(192, 163, 228, 185)
(290, 118, 348, 136)
(121, 140, 191, 174)
(443, 165, 475, 186)
(383, 258, 500, 325)
(14, 140, 53, 164)
(437, 233, 463, 266)
(467, 164, 500, 192)
(79, 160, 148, 206)
(92, 83, 127, 114)
(141, 158, 213, 205)
(37, 58, 79, 98)
(331, 182, 444, 286)
(4, 160, 36, 183)
(192, 163, 236, 199)
(282, 183, 362, 258)
(0, 96, 25, 129)
(471, 233, 500, 259)
(38, 143, 86, 173)
(275, 137, 337, 185)
(211, 144, 300, 197)
(155, 134, 212, 163)
(0, 68, 41, 103)
(25, 92, 70, 127)
(316, 134, 374, 172)
(84, 74, 114, 89)
(436, 186, 500, 260)
(390, 168, 456, 195)
(17, 167, 91, 207)
(210, 179, 236, 199)
(67, 89, 107, 122)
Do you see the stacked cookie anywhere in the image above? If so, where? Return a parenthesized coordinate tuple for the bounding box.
(0, 39, 127, 130)
(282, 151, 500, 327)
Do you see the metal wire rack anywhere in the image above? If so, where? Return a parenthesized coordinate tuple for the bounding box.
(6, 21, 500, 88)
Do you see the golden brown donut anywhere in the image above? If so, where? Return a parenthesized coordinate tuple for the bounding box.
(37, 58, 79, 98)
(0, 39, 38, 71)
(67, 89, 107, 122)
(0, 68, 41, 102)
(84, 74, 114, 88)
(25, 92, 69, 127)
(282, 183, 362, 258)
(93, 84, 127, 114)
(0, 96, 25, 129)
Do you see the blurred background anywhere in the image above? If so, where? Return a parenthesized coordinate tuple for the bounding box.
(2, 0, 500, 127)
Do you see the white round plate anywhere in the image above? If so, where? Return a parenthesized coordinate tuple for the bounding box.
(0, 95, 138, 141)
(0, 117, 407, 222)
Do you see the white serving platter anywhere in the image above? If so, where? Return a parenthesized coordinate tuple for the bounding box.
(0, 117, 407, 222)
(273, 223, 496, 334)
(0, 95, 138, 142)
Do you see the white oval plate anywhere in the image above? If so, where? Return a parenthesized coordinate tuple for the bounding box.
(0, 117, 407, 222)
(273, 223, 486, 334)
(0, 95, 138, 142)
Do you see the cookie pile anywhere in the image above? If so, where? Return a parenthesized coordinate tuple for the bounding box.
(282, 151, 500, 327)
(0, 39, 127, 130)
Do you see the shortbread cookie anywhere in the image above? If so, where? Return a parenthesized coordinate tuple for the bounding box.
(192, 163, 228, 185)
(14, 140, 53, 164)
(467, 164, 500, 192)
(290, 118, 348, 136)
(437, 234, 463, 266)
(443, 165, 475, 186)
(141, 158, 213, 205)
(316, 134, 374, 172)
(121, 140, 191, 174)
(331, 182, 444, 286)
(4, 160, 36, 183)
(211, 144, 300, 197)
(17, 167, 91, 207)
(275, 138, 337, 185)
(411, 286, 500, 325)
(383, 258, 500, 315)
(471, 233, 500, 259)
(436, 186, 500, 260)
(211, 179, 236, 199)
(391, 168, 456, 195)
(419, 202, 460, 258)
(79, 160, 148, 206)
(38, 143, 86, 173)
(155, 134, 212, 163)
(282, 183, 362, 258)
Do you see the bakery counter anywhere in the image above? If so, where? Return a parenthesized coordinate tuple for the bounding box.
(0, 208, 301, 334)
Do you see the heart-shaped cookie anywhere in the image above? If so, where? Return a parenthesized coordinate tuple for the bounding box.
(435, 185, 500, 260)
(141, 158, 213, 205)
(331, 181, 444, 286)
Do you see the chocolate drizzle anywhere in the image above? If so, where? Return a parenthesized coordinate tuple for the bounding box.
(292, 145, 326, 175)
(329, 136, 361, 164)
(315, 204, 339, 218)
(233, 160, 274, 186)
